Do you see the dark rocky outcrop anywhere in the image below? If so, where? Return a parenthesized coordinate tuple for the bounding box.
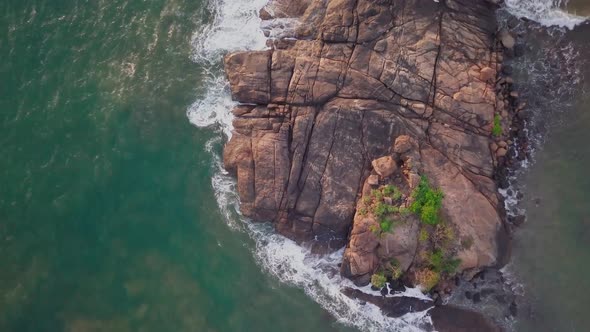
(343, 287, 501, 331)
(223, 0, 512, 301)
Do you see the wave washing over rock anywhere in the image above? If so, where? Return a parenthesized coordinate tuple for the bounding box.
(187, 0, 531, 331)
(504, 0, 586, 29)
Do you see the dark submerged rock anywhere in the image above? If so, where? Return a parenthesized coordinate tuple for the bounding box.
(430, 306, 502, 332)
(341, 287, 431, 318)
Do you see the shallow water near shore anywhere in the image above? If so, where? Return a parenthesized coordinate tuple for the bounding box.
(509, 26, 590, 331)
(497, 3, 590, 331)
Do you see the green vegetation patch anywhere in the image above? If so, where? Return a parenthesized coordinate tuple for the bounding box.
(492, 114, 502, 136)
(379, 218, 396, 233)
(371, 272, 387, 289)
(386, 259, 403, 280)
(410, 176, 444, 225)
(426, 249, 461, 276)
(415, 268, 440, 292)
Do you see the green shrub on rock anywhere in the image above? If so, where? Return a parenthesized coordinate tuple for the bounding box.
(386, 259, 403, 280)
(382, 184, 402, 200)
(371, 272, 387, 289)
(410, 176, 443, 225)
(379, 219, 395, 233)
(492, 114, 502, 136)
(415, 268, 440, 292)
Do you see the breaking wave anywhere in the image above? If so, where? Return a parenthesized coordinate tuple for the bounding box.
(504, 0, 587, 29)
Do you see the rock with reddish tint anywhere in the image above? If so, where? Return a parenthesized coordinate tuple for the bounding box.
(480, 67, 496, 82)
(223, 0, 506, 278)
(371, 156, 397, 178)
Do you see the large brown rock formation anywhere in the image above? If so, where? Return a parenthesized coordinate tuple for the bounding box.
(223, 0, 506, 282)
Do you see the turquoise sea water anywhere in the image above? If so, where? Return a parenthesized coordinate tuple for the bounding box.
(0, 1, 351, 331)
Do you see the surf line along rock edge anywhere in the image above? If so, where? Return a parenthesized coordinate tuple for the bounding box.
(222, 0, 514, 330)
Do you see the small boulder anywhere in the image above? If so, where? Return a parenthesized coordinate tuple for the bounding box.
(496, 148, 507, 157)
(480, 67, 495, 82)
(410, 103, 426, 115)
(408, 172, 421, 189)
(393, 135, 417, 154)
(367, 174, 379, 186)
(374, 39, 387, 52)
(490, 142, 498, 152)
(353, 273, 372, 287)
(372, 156, 397, 178)
(499, 29, 515, 49)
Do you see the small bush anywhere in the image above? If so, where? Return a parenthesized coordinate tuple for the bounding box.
(427, 249, 461, 276)
(428, 250, 445, 271)
(383, 185, 402, 200)
(387, 259, 403, 280)
(371, 189, 383, 202)
(362, 196, 372, 205)
(373, 203, 389, 218)
(410, 176, 443, 225)
(380, 219, 394, 233)
(399, 207, 411, 217)
(358, 207, 367, 216)
(371, 272, 387, 289)
(492, 114, 502, 136)
(442, 258, 461, 275)
(419, 228, 429, 243)
(373, 203, 398, 218)
(415, 268, 440, 292)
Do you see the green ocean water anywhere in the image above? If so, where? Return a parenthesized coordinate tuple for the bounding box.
(511, 28, 590, 330)
(0, 1, 349, 331)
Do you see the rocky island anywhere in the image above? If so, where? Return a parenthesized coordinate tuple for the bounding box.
(223, 0, 519, 328)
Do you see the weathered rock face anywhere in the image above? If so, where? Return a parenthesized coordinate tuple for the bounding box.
(223, 0, 505, 277)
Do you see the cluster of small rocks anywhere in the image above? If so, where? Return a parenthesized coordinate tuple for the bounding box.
(493, 27, 529, 228)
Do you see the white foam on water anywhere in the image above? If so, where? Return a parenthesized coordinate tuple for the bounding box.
(187, 0, 269, 138)
(187, 0, 434, 331)
(190, 0, 269, 64)
(504, 0, 587, 29)
(187, 74, 236, 139)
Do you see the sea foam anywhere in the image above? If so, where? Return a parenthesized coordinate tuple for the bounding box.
(504, 0, 587, 29)
(187, 1, 432, 331)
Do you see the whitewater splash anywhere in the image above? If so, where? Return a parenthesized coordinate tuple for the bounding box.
(504, 0, 587, 29)
(187, 1, 432, 331)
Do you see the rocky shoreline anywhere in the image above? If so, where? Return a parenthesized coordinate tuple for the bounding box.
(222, 0, 528, 329)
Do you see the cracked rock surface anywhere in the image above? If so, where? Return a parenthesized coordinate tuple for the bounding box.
(223, 0, 505, 278)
